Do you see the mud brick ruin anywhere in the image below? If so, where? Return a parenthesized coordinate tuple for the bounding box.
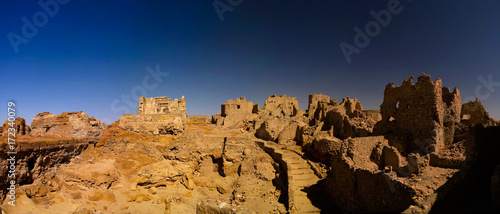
(119, 96, 187, 135)
(1, 74, 499, 213)
(375, 75, 462, 154)
(137, 96, 186, 116)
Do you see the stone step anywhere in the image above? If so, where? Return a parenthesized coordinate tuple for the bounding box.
(294, 202, 321, 212)
(291, 173, 318, 180)
(288, 164, 312, 170)
(287, 160, 310, 165)
(294, 186, 324, 195)
(289, 170, 313, 176)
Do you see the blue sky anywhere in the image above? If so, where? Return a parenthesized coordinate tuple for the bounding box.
(1, 0, 500, 125)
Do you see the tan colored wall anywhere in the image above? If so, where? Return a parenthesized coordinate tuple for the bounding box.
(377, 74, 461, 153)
(137, 96, 186, 116)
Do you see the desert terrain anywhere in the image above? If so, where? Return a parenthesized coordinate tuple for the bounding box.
(1, 74, 499, 213)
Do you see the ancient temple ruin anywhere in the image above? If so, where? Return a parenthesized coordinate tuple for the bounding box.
(119, 96, 187, 135)
(221, 96, 257, 117)
(137, 96, 186, 116)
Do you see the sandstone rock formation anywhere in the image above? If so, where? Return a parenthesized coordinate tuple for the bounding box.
(30, 111, 106, 139)
(0, 140, 92, 202)
(1, 117, 31, 136)
(119, 96, 186, 135)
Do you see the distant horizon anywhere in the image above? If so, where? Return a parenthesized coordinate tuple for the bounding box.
(11, 80, 500, 126)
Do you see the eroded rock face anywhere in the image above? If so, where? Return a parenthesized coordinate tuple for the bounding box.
(1, 117, 31, 136)
(30, 112, 106, 139)
(375, 74, 462, 154)
(0, 140, 91, 201)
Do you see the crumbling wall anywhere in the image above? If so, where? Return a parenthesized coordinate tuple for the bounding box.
(212, 96, 258, 127)
(461, 98, 497, 127)
(137, 96, 186, 116)
(375, 74, 461, 154)
(118, 113, 184, 135)
(260, 95, 300, 118)
(120, 96, 187, 135)
(221, 97, 256, 116)
(308, 94, 330, 121)
(325, 136, 415, 213)
(308, 96, 374, 140)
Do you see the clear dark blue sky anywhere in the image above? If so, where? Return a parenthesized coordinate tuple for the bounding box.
(2, 0, 500, 125)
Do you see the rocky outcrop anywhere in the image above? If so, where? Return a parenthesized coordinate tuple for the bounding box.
(374, 74, 462, 154)
(0, 140, 93, 201)
(1, 117, 31, 136)
(30, 111, 106, 139)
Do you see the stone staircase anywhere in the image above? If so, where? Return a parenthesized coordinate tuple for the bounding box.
(257, 141, 331, 213)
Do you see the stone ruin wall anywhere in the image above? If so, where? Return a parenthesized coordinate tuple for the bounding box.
(137, 96, 186, 117)
(377, 74, 461, 154)
(261, 95, 300, 117)
(461, 98, 497, 126)
(221, 97, 257, 117)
